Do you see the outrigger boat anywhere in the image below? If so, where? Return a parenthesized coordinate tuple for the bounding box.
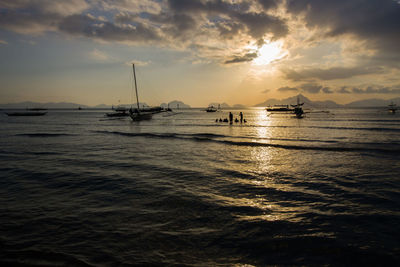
(291, 97, 304, 118)
(129, 63, 166, 121)
(266, 104, 293, 112)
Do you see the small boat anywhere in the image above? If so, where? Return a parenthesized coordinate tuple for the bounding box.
(105, 106, 129, 117)
(291, 97, 304, 118)
(27, 108, 47, 111)
(388, 102, 397, 113)
(129, 64, 164, 121)
(266, 105, 293, 112)
(6, 111, 47, 116)
(206, 105, 217, 112)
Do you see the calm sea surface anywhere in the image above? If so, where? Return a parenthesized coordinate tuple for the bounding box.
(1, 108, 399, 266)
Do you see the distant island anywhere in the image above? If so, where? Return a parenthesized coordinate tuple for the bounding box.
(0, 100, 192, 109)
(255, 94, 400, 108)
(1, 95, 399, 109)
(160, 100, 191, 109)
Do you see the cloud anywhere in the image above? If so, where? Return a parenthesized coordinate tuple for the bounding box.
(347, 85, 400, 94)
(282, 66, 385, 81)
(95, 0, 162, 14)
(257, 0, 280, 11)
(166, 0, 288, 43)
(0, 0, 290, 64)
(277, 86, 298, 92)
(89, 48, 109, 61)
(334, 85, 400, 94)
(0, 0, 89, 34)
(275, 84, 332, 94)
(285, 0, 400, 67)
(115, 12, 198, 40)
(322, 87, 333, 94)
(224, 52, 258, 64)
(58, 14, 163, 44)
(125, 60, 151, 67)
(0, 40, 8, 45)
(338, 86, 351, 94)
(0, 0, 89, 15)
(300, 83, 322, 94)
(2, 0, 398, 70)
(261, 89, 270, 93)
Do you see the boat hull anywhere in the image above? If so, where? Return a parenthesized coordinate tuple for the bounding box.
(129, 112, 153, 121)
(105, 112, 129, 117)
(5, 112, 47, 116)
(266, 108, 293, 112)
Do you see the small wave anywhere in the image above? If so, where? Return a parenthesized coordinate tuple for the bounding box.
(309, 126, 400, 132)
(217, 140, 400, 154)
(0, 249, 92, 266)
(16, 133, 75, 137)
(93, 130, 178, 139)
(174, 124, 400, 132)
(95, 130, 399, 154)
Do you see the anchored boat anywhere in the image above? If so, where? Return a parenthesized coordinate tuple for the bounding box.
(129, 64, 165, 121)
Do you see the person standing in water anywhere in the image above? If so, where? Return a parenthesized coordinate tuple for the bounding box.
(239, 112, 243, 123)
(229, 112, 233, 124)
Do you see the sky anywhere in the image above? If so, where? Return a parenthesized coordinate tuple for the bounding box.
(1, 0, 400, 107)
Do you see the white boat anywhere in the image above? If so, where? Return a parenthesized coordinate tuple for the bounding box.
(129, 63, 164, 121)
(106, 106, 129, 117)
(206, 105, 217, 112)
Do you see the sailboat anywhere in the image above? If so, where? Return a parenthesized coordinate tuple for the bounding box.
(129, 63, 163, 121)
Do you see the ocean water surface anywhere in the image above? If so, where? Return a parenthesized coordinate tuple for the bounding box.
(1, 108, 399, 266)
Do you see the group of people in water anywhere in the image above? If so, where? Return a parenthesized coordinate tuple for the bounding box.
(216, 112, 247, 124)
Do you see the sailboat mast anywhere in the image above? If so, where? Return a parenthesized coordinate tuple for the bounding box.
(132, 63, 140, 111)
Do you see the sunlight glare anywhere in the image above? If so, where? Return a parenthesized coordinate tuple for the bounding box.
(252, 41, 287, 66)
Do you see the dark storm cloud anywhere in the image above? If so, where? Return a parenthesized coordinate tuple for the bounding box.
(224, 52, 258, 64)
(286, 0, 400, 67)
(282, 66, 384, 81)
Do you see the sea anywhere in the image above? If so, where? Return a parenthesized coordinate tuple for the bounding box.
(0, 107, 399, 266)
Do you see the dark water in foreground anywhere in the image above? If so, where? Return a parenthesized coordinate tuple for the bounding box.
(1, 108, 399, 266)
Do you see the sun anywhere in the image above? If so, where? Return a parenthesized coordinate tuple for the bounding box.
(252, 41, 287, 66)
